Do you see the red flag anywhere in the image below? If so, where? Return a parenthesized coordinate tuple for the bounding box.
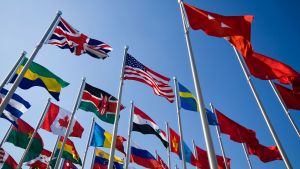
(183, 3, 253, 40)
(195, 146, 231, 169)
(0, 148, 18, 169)
(274, 83, 300, 110)
(169, 128, 180, 156)
(247, 144, 282, 162)
(156, 152, 169, 169)
(227, 36, 253, 59)
(26, 149, 51, 168)
(63, 159, 78, 169)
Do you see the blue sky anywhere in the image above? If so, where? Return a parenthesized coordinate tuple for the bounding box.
(0, 0, 300, 168)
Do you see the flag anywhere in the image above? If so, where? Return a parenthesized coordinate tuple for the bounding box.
(247, 144, 282, 162)
(47, 17, 112, 59)
(124, 53, 175, 103)
(41, 102, 84, 138)
(79, 83, 124, 124)
(0, 148, 18, 169)
(90, 122, 126, 155)
(205, 109, 218, 126)
(6, 119, 44, 161)
(55, 137, 82, 165)
(10, 57, 69, 101)
(195, 146, 231, 169)
(274, 83, 300, 110)
(183, 2, 253, 40)
(156, 152, 168, 169)
(26, 149, 51, 169)
(93, 148, 124, 169)
(63, 159, 78, 169)
(132, 106, 169, 148)
(0, 88, 31, 127)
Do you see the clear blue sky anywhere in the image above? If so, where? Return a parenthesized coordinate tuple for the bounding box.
(0, 0, 300, 168)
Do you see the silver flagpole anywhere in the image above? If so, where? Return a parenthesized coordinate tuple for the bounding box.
(47, 136, 60, 169)
(209, 103, 229, 169)
(90, 147, 96, 169)
(268, 80, 300, 137)
(0, 11, 62, 117)
(232, 46, 292, 169)
(241, 143, 253, 169)
(177, 1, 218, 168)
(165, 122, 171, 169)
(192, 139, 199, 169)
(175, 164, 179, 169)
(82, 117, 95, 168)
(125, 101, 134, 169)
(108, 45, 129, 169)
(54, 78, 86, 169)
(0, 51, 26, 91)
(0, 125, 12, 148)
(17, 98, 51, 169)
(60, 159, 65, 169)
(173, 77, 187, 169)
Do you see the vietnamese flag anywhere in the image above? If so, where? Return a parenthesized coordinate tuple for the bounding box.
(274, 83, 300, 110)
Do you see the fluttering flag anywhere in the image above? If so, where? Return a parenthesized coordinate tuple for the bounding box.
(156, 152, 169, 169)
(90, 122, 126, 155)
(79, 83, 124, 124)
(0, 148, 18, 169)
(0, 88, 31, 127)
(26, 149, 51, 169)
(274, 83, 300, 110)
(10, 57, 69, 101)
(247, 144, 282, 162)
(132, 106, 169, 148)
(63, 159, 78, 169)
(47, 17, 113, 59)
(54, 137, 82, 166)
(195, 146, 231, 169)
(41, 102, 84, 138)
(6, 119, 44, 161)
(93, 148, 124, 169)
(124, 53, 175, 103)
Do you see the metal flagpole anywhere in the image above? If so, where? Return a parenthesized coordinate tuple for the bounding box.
(175, 164, 179, 169)
(241, 143, 253, 169)
(165, 122, 171, 169)
(0, 125, 12, 148)
(125, 101, 134, 169)
(232, 46, 292, 169)
(54, 78, 86, 169)
(82, 117, 95, 168)
(268, 80, 300, 138)
(47, 136, 60, 169)
(90, 147, 96, 169)
(0, 11, 62, 117)
(177, 1, 218, 168)
(209, 103, 229, 169)
(173, 77, 187, 169)
(108, 45, 129, 169)
(60, 159, 65, 169)
(17, 98, 51, 169)
(192, 140, 199, 169)
(0, 51, 26, 91)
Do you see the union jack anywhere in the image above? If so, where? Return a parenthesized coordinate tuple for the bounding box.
(47, 17, 112, 59)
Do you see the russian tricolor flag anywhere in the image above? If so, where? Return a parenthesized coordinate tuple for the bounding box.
(130, 143, 161, 169)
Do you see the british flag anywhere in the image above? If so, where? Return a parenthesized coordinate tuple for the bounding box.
(47, 17, 112, 59)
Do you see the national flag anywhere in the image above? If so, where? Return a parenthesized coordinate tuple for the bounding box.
(124, 53, 175, 103)
(156, 152, 168, 169)
(6, 119, 44, 161)
(132, 106, 169, 148)
(47, 17, 112, 59)
(0, 88, 31, 127)
(79, 83, 124, 124)
(55, 137, 82, 165)
(10, 57, 69, 101)
(41, 102, 84, 138)
(183, 3, 253, 40)
(93, 148, 124, 169)
(90, 122, 126, 155)
(26, 149, 51, 169)
(247, 144, 282, 162)
(195, 146, 231, 169)
(63, 159, 78, 169)
(274, 83, 300, 110)
(0, 148, 18, 169)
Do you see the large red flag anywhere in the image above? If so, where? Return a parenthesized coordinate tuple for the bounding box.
(274, 83, 300, 110)
(247, 144, 282, 162)
(195, 146, 231, 169)
(169, 128, 181, 156)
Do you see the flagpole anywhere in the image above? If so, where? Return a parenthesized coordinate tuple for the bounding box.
(192, 139, 199, 169)
(0, 11, 62, 117)
(90, 147, 96, 169)
(241, 143, 253, 169)
(54, 77, 86, 169)
(165, 122, 171, 169)
(60, 159, 65, 169)
(0, 125, 12, 148)
(173, 77, 187, 169)
(209, 103, 229, 169)
(47, 136, 60, 169)
(108, 45, 129, 169)
(125, 101, 134, 169)
(82, 117, 95, 168)
(268, 80, 300, 138)
(232, 46, 292, 169)
(175, 164, 179, 169)
(177, 1, 218, 168)
(0, 51, 26, 91)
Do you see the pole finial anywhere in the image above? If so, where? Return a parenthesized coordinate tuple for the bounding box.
(56, 10, 62, 15)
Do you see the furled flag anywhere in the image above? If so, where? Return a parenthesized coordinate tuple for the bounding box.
(41, 102, 84, 138)
(156, 151, 168, 169)
(63, 159, 78, 169)
(90, 122, 126, 155)
(47, 17, 112, 59)
(0, 88, 31, 127)
(6, 119, 44, 161)
(0, 148, 18, 169)
(124, 53, 175, 103)
(247, 144, 282, 163)
(93, 148, 124, 169)
(183, 2, 253, 41)
(26, 149, 51, 169)
(274, 83, 300, 110)
(79, 82, 125, 124)
(10, 57, 69, 101)
(132, 106, 169, 148)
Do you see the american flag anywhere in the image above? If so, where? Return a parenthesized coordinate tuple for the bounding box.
(124, 54, 174, 103)
(47, 17, 112, 59)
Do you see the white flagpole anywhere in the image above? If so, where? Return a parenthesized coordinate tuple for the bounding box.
(82, 117, 95, 168)
(125, 101, 134, 169)
(0, 125, 12, 148)
(0, 11, 62, 117)
(165, 122, 171, 169)
(47, 136, 60, 169)
(54, 78, 86, 169)
(108, 45, 129, 169)
(173, 77, 187, 169)
(192, 139, 199, 169)
(232, 46, 292, 169)
(176, 1, 218, 168)
(175, 164, 179, 169)
(268, 80, 300, 137)
(90, 147, 96, 169)
(241, 143, 253, 169)
(17, 98, 51, 169)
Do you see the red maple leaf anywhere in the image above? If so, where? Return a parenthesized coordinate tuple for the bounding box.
(58, 115, 69, 128)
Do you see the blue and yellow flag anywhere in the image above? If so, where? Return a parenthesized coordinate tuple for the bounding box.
(178, 82, 199, 112)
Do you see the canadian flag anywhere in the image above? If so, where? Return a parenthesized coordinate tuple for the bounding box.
(41, 102, 84, 138)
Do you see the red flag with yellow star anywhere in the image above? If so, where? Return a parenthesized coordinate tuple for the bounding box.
(169, 128, 180, 156)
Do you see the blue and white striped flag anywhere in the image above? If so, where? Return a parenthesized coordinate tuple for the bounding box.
(0, 88, 31, 127)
